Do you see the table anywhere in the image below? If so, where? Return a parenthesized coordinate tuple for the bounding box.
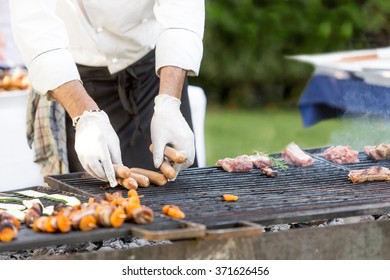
(298, 68, 390, 127)
(0, 90, 43, 191)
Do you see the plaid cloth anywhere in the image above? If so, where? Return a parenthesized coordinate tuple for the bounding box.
(26, 90, 69, 176)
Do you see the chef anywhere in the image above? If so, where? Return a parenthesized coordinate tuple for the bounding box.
(9, 0, 205, 187)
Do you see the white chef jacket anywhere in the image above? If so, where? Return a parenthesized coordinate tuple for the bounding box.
(9, 0, 205, 95)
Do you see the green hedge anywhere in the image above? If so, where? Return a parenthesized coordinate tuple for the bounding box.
(191, 0, 390, 108)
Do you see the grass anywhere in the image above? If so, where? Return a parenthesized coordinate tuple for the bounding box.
(204, 107, 390, 166)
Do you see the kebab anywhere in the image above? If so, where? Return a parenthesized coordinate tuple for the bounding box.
(24, 202, 43, 228)
(0, 210, 20, 242)
(104, 189, 154, 224)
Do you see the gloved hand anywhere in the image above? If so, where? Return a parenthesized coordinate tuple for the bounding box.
(151, 94, 195, 175)
(74, 110, 122, 187)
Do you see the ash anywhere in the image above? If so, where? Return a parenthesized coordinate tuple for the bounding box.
(0, 237, 171, 260)
(264, 214, 381, 232)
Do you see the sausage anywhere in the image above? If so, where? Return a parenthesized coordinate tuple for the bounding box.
(113, 164, 131, 179)
(117, 177, 138, 190)
(149, 144, 186, 164)
(159, 161, 177, 180)
(129, 168, 168, 186)
(114, 164, 138, 189)
(129, 172, 150, 187)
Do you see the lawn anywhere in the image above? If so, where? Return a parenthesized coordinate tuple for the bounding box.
(204, 107, 390, 166)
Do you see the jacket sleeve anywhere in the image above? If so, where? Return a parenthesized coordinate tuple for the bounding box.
(9, 0, 80, 95)
(154, 0, 205, 76)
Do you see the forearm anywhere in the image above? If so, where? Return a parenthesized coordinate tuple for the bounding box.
(158, 66, 187, 100)
(50, 80, 99, 119)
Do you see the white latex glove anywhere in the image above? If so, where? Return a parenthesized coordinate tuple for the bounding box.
(74, 110, 122, 187)
(151, 94, 195, 175)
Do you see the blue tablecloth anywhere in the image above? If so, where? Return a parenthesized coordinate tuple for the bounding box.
(298, 74, 390, 127)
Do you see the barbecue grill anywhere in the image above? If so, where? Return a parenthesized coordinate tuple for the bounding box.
(1, 147, 390, 259)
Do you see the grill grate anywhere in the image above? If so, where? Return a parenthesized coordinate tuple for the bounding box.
(45, 150, 390, 227)
(3, 148, 390, 252)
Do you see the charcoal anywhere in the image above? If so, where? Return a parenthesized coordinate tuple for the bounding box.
(325, 218, 345, 226)
(265, 224, 291, 232)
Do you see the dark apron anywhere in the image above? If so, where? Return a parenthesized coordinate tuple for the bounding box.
(66, 50, 197, 171)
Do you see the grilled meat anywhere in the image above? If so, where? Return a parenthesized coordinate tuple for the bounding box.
(260, 167, 278, 177)
(282, 142, 315, 167)
(323, 145, 359, 164)
(216, 153, 274, 173)
(348, 166, 390, 183)
(364, 143, 390, 160)
(216, 155, 254, 172)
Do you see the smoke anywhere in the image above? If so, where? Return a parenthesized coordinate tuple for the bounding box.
(329, 116, 390, 151)
(327, 77, 390, 150)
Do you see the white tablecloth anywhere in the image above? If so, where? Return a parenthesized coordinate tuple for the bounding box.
(0, 90, 44, 191)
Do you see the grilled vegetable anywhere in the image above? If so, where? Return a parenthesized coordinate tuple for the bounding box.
(0, 197, 22, 203)
(16, 190, 81, 206)
(222, 194, 238, 201)
(162, 205, 185, 219)
(44, 194, 81, 206)
(22, 198, 43, 210)
(0, 203, 26, 211)
(16, 190, 46, 198)
(3, 209, 25, 221)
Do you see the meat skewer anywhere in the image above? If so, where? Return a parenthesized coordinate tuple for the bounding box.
(0, 210, 20, 242)
(24, 187, 155, 235)
(24, 202, 43, 228)
(0, 221, 18, 242)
